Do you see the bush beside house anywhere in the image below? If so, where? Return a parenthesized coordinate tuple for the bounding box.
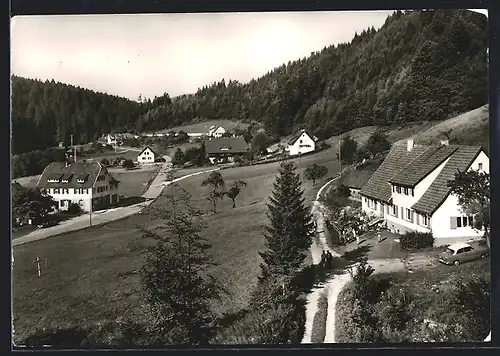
(400, 231, 434, 250)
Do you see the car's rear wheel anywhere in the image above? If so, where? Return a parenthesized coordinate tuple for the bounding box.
(454, 260, 460, 266)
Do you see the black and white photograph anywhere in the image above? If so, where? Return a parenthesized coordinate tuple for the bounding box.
(10, 8, 491, 348)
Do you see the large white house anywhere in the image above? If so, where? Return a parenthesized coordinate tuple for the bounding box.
(137, 146, 157, 164)
(207, 125, 226, 138)
(37, 161, 120, 212)
(359, 139, 489, 242)
(287, 129, 317, 156)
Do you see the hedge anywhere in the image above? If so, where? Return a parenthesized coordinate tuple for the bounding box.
(400, 231, 434, 250)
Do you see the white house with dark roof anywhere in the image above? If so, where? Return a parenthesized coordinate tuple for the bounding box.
(359, 139, 489, 243)
(37, 161, 120, 212)
(288, 129, 317, 156)
(207, 125, 226, 138)
(137, 146, 157, 165)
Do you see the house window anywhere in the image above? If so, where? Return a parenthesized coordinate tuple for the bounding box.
(422, 215, 428, 226)
(478, 163, 483, 171)
(456, 216, 474, 228)
(300, 139, 303, 144)
(396, 186, 401, 194)
(405, 208, 413, 221)
(388, 204, 396, 216)
(404, 187, 408, 195)
(54, 188, 60, 194)
(62, 188, 69, 194)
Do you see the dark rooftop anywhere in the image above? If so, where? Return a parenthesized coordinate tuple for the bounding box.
(37, 161, 103, 189)
(205, 136, 248, 154)
(411, 145, 483, 215)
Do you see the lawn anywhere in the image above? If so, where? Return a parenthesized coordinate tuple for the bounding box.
(111, 167, 160, 198)
(84, 149, 139, 163)
(11, 145, 341, 344)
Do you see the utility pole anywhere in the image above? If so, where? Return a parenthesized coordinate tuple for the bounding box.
(89, 198, 93, 227)
(70, 134, 76, 163)
(338, 139, 342, 187)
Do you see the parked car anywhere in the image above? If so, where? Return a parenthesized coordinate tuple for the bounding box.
(438, 241, 489, 266)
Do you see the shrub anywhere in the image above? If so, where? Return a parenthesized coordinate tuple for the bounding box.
(310, 294, 328, 343)
(22, 326, 89, 348)
(214, 303, 304, 344)
(400, 231, 434, 250)
(122, 159, 135, 169)
(67, 202, 83, 215)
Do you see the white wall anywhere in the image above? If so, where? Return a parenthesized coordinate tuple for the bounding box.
(392, 157, 450, 209)
(46, 188, 92, 212)
(361, 196, 385, 218)
(289, 132, 315, 156)
(137, 148, 156, 164)
(431, 151, 489, 239)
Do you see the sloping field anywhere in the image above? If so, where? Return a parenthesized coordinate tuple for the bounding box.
(11, 105, 488, 344)
(157, 119, 250, 134)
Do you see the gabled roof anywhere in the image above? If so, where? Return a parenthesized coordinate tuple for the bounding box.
(360, 142, 428, 202)
(411, 145, 483, 215)
(137, 146, 157, 157)
(288, 129, 316, 145)
(342, 169, 376, 189)
(37, 161, 102, 189)
(205, 136, 248, 154)
(389, 145, 459, 187)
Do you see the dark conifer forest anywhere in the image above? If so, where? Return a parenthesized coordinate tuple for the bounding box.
(12, 9, 487, 156)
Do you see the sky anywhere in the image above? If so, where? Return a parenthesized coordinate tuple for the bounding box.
(11, 9, 487, 101)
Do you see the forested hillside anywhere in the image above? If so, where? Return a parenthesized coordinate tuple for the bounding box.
(11, 9, 487, 155)
(11, 77, 144, 154)
(135, 9, 487, 137)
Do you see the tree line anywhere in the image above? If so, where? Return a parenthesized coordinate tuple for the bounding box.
(12, 10, 487, 157)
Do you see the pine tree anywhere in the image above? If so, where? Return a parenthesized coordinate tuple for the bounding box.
(259, 161, 315, 282)
(136, 186, 225, 345)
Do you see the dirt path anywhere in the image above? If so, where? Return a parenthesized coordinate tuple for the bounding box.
(302, 177, 340, 344)
(302, 177, 408, 344)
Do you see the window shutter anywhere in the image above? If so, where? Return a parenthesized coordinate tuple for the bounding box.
(450, 217, 457, 229)
(416, 214, 420, 225)
(410, 211, 414, 223)
(401, 207, 404, 219)
(395, 205, 398, 217)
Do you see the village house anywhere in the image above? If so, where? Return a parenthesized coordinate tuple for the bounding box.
(287, 129, 317, 156)
(359, 139, 489, 243)
(137, 146, 157, 165)
(37, 161, 120, 212)
(205, 136, 249, 164)
(340, 169, 375, 202)
(207, 125, 226, 138)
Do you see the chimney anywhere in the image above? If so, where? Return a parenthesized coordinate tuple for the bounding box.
(440, 139, 449, 146)
(407, 139, 414, 152)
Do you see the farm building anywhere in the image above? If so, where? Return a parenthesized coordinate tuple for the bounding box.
(205, 136, 249, 164)
(287, 129, 318, 156)
(340, 169, 375, 202)
(359, 139, 489, 242)
(37, 161, 120, 212)
(137, 146, 157, 165)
